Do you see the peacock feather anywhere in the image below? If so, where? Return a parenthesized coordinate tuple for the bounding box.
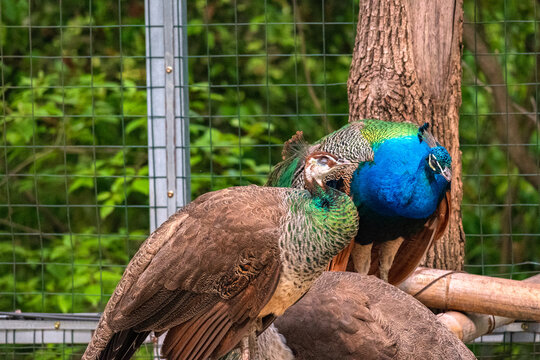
(267, 119, 452, 283)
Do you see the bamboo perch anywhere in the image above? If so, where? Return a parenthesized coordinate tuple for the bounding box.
(398, 267, 540, 321)
(437, 311, 514, 343)
(436, 273, 540, 343)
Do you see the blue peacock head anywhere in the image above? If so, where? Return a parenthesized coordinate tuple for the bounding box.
(418, 123, 452, 182)
(427, 146, 452, 182)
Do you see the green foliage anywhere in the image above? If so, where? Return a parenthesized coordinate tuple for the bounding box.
(0, 0, 539, 358)
(0, 1, 149, 318)
(187, 0, 356, 196)
(461, 0, 540, 279)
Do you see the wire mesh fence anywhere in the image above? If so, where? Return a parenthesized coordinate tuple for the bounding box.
(0, 0, 539, 359)
(461, 0, 540, 286)
(0, 0, 151, 358)
(469, 322, 540, 359)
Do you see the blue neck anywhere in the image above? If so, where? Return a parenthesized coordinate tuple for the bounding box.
(351, 136, 449, 219)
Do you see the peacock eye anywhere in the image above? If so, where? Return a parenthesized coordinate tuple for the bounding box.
(428, 154, 438, 171)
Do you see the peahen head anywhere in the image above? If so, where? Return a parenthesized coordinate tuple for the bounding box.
(304, 152, 354, 193)
(426, 146, 452, 182)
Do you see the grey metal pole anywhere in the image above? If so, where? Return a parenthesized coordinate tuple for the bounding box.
(174, 0, 191, 212)
(145, 0, 191, 231)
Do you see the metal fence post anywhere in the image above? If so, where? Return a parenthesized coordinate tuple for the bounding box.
(145, 0, 191, 231)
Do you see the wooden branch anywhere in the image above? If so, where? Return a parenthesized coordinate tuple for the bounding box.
(437, 273, 540, 342)
(399, 267, 540, 321)
(439, 311, 517, 343)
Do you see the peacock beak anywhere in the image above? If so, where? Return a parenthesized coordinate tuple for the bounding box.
(441, 167, 452, 182)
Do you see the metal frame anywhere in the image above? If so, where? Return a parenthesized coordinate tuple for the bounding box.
(0, 311, 538, 345)
(145, 0, 191, 231)
(471, 322, 540, 344)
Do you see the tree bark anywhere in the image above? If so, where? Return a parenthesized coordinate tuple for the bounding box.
(347, 0, 465, 270)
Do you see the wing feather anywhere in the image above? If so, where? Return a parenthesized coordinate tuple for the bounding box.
(84, 186, 287, 360)
(162, 250, 282, 360)
(187, 307, 230, 360)
(162, 303, 230, 360)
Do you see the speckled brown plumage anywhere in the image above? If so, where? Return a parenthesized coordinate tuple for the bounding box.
(82, 152, 359, 360)
(270, 272, 476, 360)
(83, 187, 284, 360)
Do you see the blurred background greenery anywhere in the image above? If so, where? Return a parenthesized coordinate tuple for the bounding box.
(0, 0, 539, 358)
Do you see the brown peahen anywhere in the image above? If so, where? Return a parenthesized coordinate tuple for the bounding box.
(267, 119, 451, 284)
(228, 272, 475, 360)
(82, 151, 359, 360)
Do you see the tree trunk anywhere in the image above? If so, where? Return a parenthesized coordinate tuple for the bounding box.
(347, 0, 465, 270)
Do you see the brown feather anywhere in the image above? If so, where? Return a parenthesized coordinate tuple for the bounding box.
(84, 153, 358, 360)
(271, 272, 475, 360)
(83, 186, 286, 360)
(281, 131, 307, 160)
(99, 329, 150, 360)
(162, 265, 282, 360)
(162, 303, 230, 360)
(188, 309, 230, 360)
(211, 262, 281, 358)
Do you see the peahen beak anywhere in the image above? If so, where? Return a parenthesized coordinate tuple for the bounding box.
(336, 158, 352, 165)
(441, 167, 452, 182)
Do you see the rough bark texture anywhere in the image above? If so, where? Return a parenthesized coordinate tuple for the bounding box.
(347, 0, 465, 270)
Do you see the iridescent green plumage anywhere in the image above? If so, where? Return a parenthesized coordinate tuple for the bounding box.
(281, 184, 358, 282)
(266, 130, 311, 188)
(323, 119, 416, 146)
(358, 119, 417, 147)
(266, 119, 420, 189)
(274, 157, 300, 187)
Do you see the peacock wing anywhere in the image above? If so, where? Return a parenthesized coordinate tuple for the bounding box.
(89, 186, 286, 360)
(161, 252, 282, 360)
(375, 190, 451, 285)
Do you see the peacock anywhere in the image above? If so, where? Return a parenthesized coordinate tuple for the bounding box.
(267, 119, 452, 284)
(82, 151, 359, 360)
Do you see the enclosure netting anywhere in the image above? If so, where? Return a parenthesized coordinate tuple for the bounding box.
(0, 0, 539, 359)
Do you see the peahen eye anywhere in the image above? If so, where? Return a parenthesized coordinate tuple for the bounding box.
(317, 156, 329, 166)
(428, 154, 438, 171)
